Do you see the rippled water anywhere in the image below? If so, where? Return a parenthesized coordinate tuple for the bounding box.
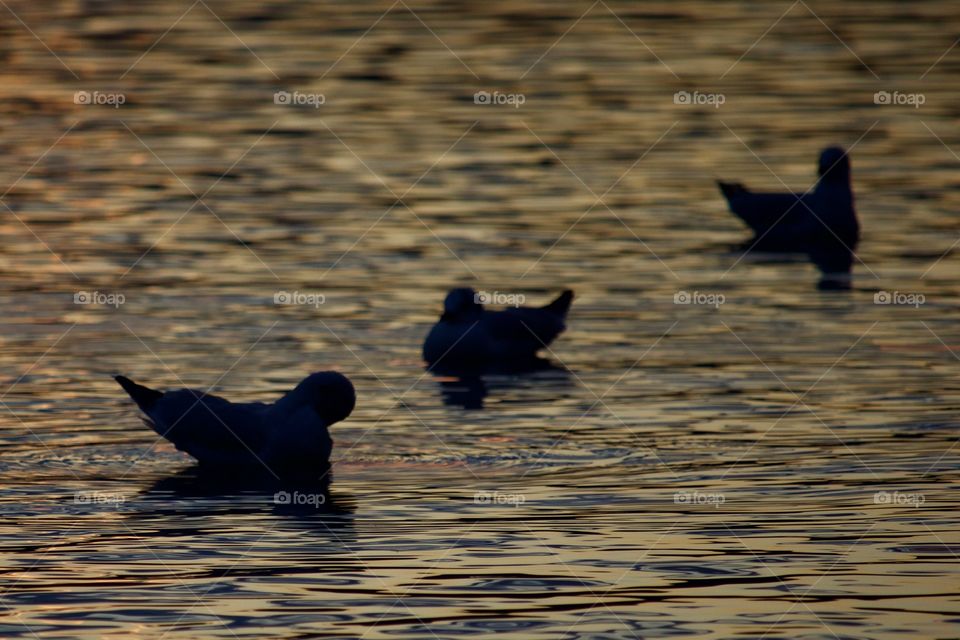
(1, 1, 959, 638)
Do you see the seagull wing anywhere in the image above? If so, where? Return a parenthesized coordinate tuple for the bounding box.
(148, 389, 272, 467)
(485, 304, 568, 356)
(719, 185, 817, 246)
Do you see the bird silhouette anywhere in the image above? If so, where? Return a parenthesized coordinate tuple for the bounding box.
(115, 372, 355, 479)
(718, 146, 859, 289)
(423, 288, 574, 372)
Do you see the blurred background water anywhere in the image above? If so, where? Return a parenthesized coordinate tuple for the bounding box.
(1, 0, 959, 637)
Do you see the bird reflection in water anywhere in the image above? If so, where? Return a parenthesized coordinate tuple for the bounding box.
(430, 357, 574, 410)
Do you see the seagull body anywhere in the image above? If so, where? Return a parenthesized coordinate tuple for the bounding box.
(718, 146, 859, 284)
(115, 372, 355, 476)
(422, 288, 574, 371)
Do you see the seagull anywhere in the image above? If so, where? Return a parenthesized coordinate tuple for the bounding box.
(115, 372, 355, 478)
(422, 288, 574, 371)
(717, 146, 859, 288)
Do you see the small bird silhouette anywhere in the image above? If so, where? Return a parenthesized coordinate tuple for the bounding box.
(718, 146, 859, 288)
(422, 288, 574, 371)
(115, 372, 355, 478)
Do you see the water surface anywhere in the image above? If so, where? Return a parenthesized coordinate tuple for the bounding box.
(1, 1, 959, 638)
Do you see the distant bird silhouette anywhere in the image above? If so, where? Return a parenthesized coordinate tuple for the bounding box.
(115, 372, 355, 478)
(423, 288, 574, 371)
(717, 146, 859, 289)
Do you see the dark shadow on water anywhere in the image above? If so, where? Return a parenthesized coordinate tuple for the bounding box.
(428, 357, 574, 410)
(132, 467, 357, 537)
(816, 275, 853, 291)
(436, 375, 488, 409)
(123, 468, 363, 576)
(729, 242, 855, 291)
(145, 464, 333, 494)
(729, 242, 808, 262)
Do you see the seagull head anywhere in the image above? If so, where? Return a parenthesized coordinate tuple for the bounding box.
(818, 146, 850, 184)
(441, 287, 483, 321)
(290, 371, 356, 426)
